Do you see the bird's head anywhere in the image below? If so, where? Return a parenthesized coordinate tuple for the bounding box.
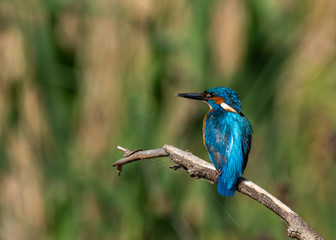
(176, 87, 242, 114)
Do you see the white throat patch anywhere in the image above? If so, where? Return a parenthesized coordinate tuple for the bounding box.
(220, 102, 238, 113)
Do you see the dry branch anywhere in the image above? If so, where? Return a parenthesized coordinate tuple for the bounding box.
(113, 144, 322, 240)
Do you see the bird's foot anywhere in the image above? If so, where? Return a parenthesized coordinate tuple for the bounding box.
(216, 169, 222, 176)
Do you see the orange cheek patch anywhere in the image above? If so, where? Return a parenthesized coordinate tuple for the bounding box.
(211, 97, 225, 104)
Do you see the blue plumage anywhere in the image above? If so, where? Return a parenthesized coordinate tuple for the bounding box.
(177, 87, 252, 196)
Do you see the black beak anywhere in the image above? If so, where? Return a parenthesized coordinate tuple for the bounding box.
(176, 92, 205, 101)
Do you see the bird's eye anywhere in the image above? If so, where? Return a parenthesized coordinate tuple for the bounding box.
(206, 93, 212, 98)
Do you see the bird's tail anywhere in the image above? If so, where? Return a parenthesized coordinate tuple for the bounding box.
(218, 174, 236, 197)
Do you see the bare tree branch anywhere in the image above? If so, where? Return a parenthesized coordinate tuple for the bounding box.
(113, 144, 322, 240)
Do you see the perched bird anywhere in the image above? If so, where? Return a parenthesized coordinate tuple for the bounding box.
(177, 87, 252, 196)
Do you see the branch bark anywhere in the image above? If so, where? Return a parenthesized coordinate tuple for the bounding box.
(112, 144, 322, 240)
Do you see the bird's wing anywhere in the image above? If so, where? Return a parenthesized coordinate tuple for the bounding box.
(205, 123, 231, 171)
(205, 115, 252, 172)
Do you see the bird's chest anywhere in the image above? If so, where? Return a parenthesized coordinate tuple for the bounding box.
(202, 111, 240, 147)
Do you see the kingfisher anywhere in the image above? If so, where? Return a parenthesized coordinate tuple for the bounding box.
(177, 87, 252, 196)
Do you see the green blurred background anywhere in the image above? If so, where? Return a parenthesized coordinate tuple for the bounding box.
(0, 0, 335, 239)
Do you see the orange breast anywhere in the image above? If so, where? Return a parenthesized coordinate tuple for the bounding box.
(202, 109, 214, 146)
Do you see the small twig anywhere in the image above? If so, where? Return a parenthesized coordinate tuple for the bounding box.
(113, 147, 167, 175)
(112, 144, 322, 240)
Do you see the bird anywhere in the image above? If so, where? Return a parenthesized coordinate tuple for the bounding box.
(176, 87, 252, 196)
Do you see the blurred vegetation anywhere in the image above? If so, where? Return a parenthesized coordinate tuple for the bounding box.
(0, 0, 336, 239)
